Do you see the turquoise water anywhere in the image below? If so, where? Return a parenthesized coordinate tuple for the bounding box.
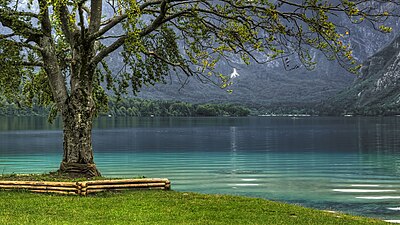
(0, 116, 400, 220)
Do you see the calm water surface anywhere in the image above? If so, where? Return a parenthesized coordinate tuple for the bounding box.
(0, 116, 400, 220)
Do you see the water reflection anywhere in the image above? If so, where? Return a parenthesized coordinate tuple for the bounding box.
(0, 116, 62, 131)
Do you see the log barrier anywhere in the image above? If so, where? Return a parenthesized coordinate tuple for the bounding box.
(0, 178, 170, 196)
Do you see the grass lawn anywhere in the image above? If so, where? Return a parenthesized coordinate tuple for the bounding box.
(0, 190, 389, 225)
(0, 173, 119, 182)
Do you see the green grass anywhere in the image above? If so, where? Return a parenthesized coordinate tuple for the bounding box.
(0, 190, 389, 225)
(0, 173, 144, 182)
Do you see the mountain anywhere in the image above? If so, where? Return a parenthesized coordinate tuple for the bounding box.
(136, 58, 351, 107)
(132, 19, 399, 108)
(323, 35, 400, 115)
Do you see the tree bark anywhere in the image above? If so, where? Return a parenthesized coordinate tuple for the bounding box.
(59, 89, 101, 177)
(36, 0, 103, 177)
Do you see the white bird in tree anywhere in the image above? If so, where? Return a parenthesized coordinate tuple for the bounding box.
(230, 68, 240, 78)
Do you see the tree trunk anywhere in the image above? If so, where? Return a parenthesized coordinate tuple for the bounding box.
(58, 89, 101, 177)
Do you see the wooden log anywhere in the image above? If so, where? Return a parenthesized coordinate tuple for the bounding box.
(85, 178, 169, 186)
(0, 181, 77, 187)
(0, 185, 77, 191)
(0, 178, 170, 196)
(85, 187, 165, 194)
(30, 190, 77, 195)
(76, 184, 82, 194)
(77, 182, 88, 188)
(86, 183, 166, 190)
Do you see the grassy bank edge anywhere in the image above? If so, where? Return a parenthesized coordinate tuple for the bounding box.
(0, 189, 390, 225)
(0, 174, 391, 224)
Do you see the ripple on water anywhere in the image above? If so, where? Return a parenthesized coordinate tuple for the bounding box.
(388, 207, 400, 211)
(333, 189, 397, 193)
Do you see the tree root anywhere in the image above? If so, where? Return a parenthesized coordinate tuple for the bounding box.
(59, 162, 101, 178)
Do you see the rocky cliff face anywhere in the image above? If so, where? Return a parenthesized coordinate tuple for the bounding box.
(325, 35, 400, 114)
(360, 36, 400, 104)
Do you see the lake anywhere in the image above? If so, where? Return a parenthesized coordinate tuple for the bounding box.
(0, 116, 399, 221)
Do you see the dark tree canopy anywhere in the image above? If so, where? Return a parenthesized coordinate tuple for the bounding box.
(0, 0, 397, 176)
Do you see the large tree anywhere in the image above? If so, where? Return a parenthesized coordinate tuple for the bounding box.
(0, 0, 396, 177)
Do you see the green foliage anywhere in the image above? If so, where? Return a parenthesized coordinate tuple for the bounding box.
(22, 69, 54, 107)
(0, 97, 251, 117)
(3, 94, 400, 117)
(0, 42, 24, 101)
(195, 104, 218, 117)
(119, 25, 182, 95)
(0, 98, 48, 116)
(319, 102, 400, 116)
(106, 98, 251, 117)
(251, 102, 319, 116)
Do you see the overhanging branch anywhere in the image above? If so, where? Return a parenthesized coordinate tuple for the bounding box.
(0, 33, 16, 39)
(13, 61, 44, 67)
(88, 0, 103, 34)
(88, 14, 128, 42)
(91, 35, 127, 65)
(57, 5, 78, 45)
(0, 8, 42, 43)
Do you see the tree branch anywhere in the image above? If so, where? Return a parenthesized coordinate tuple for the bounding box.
(78, 3, 86, 39)
(161, 10, 193, 24)
(13, 61, 44, 67)
(37, 0, 68, 109)
(146, 50, 181, 66)
(96, 34, 125, 40)
(138, 0, 168, 37)
(0, 33, 16, 39)
(139, 0, 163, 11)
(0, 8, 42, 43)
(91, 35, 127, 65)
(91, 0, 169, 65)
(38, 0, 52, 36)
(57, 5, 77, 45)
(88, 0, 103, 34)
(3, 39, 44, 52)
(1, 6, 39, 18)
(88, 14, 128, 41)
